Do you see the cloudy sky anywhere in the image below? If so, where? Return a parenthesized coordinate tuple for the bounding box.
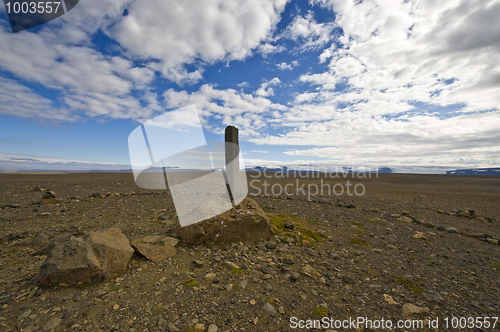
(1, 0, 499, 171)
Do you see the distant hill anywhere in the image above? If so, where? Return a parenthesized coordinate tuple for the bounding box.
(445, 168, 500, 175)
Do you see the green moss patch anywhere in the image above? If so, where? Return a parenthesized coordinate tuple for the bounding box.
(184, 278, 197, 287)
(314, 307, 329, 317)
(394, 275, 424, 296)
(350, 237, 372, 246)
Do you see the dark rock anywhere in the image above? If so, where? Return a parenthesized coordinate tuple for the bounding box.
(261, 266, 277, 275)
(342, 275, 356, 284)
(290, 272, 300, 281)
(284, 219, 296, 231)
(265, 240, 277, 249)
(42, 190, 56, 199)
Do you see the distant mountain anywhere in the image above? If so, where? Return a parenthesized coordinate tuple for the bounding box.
(245, 166, 392, 174)
(445, 168, 500, 175)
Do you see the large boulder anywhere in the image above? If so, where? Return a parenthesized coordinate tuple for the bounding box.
(131, 236, 178, 262)
(174, 197, 274, 245)
(38, 227, 134, 286)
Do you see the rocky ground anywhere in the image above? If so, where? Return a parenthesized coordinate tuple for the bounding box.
(0, 172, 499, 332)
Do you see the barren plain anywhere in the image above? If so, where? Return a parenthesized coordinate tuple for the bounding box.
(0, 172, 499, 331)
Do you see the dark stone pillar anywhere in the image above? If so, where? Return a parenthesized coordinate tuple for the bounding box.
(225, 126, 239, 202)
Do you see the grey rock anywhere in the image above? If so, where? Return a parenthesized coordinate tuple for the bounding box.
(290, 272, 300, 281)
(31, 230, 52, 247)
(17, 309, 31, 321)
(42, 317, 62, 331)
(168, 322, 181, 332)
(278, 244, 289, 252)
(305, 248, 317, 256)
(38, 227, 134, 286)
(205, 272, 216, 280)
(422, 291, 444, 304)
(261, 266, 277, 275)
(402, 303, 429, 315)
(265, 240, 277, 249)
(283, 258, 294, 265)
(131, 236, 178, 263)
(239, 280, 248, 289)
(208, 324, 218, 332)
(446, 227, 458, 233)
(248, 269, 262, 279)
(224, 260, 239, 270)
(262, 302, 276, 315)
(1, 214, 16, 219)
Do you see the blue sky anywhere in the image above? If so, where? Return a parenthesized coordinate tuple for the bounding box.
(1, 0, 499, 172)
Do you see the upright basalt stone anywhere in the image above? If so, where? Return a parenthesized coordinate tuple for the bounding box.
(174, 197, 274, 245)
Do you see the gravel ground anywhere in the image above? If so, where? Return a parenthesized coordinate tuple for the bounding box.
(0, 172, 499, 332)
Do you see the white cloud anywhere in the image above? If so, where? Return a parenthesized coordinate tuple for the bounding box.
(0, 21, 160, 122)
(255, 77, 281, 97)
(276, 60, 299, 70)
(110, 0, 289, 84)
(282, 12, 336, 50)
(0, 153, 129, 171)
(250, 0, 500, 167)
(0, 76, 74, 121)
(258, 43, 287, 56)
(0, 0, 290, 122)
(163, 83, 286, 137)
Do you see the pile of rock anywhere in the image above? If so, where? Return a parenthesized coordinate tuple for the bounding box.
(174, 198, 274, 245)
(40, 190, 59, 205)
